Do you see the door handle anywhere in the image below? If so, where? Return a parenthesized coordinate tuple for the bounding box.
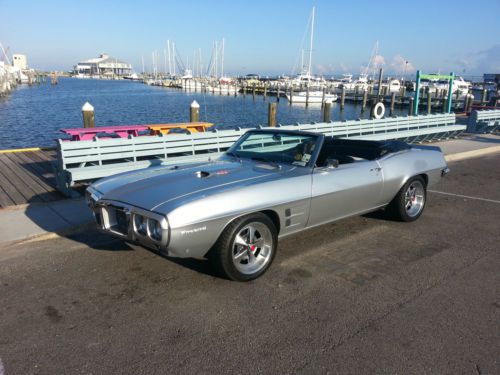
(370, 167, 382, 172)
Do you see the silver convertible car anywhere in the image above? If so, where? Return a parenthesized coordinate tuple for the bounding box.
(86, 129, 449, 281)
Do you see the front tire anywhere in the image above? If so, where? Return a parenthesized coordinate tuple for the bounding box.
(386, 176, 427, 222)
(210, 213, 278, 281)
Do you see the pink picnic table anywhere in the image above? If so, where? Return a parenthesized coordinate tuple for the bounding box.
(60, 125, 150, 141)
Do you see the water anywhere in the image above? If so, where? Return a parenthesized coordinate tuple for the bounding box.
(0, 77, 408, 149)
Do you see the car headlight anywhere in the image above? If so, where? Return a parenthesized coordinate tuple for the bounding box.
(147, 218, 162, 241)
(133, 214, 147, 236)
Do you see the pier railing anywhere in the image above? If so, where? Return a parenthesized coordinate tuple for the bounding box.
(54, 113, 464, 196)
(467, 109, 500, 133)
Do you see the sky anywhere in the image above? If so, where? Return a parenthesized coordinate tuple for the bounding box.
(1, 0, 499, 78)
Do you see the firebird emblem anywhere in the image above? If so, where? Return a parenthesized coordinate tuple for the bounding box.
(181, 226, 207, 235)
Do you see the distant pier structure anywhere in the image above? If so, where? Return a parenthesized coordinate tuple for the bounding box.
(73, 53, 132, 79)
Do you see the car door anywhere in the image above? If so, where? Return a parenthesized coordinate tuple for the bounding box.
(307, 160, 383, 227)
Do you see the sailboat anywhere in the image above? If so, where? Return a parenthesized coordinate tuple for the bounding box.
(285, 7, 337, 104)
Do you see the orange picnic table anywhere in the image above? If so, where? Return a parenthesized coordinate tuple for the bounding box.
(148, 122, 214, 135)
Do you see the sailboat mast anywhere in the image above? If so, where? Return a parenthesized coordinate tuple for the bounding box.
(151, 52, 154, 76)
(172, 43, 176, 76)
(164, 49, 167, 75)
(221, 38, 225, 78)
(215, 41, 218, 78)
(167, 40, 171, 75)
(199, 48, 202, 77)
(308, 6, 315, 77)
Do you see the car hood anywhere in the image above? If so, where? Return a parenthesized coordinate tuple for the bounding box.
(92, 159, 296, 213)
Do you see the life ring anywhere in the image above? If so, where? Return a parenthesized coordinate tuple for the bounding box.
(371, 102, 385, 119)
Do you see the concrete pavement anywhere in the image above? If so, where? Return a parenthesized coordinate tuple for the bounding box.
(0, 154, 498, 374)
(0, 133, 498, 247)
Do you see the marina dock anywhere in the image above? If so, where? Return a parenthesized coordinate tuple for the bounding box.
(0, 149, 63, 208)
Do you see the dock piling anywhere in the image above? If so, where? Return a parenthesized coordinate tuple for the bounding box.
(377, 68, 383, 99)
(390, 92, 396, 115)
(190, 100, 200, 122)
(323, 101, 332, 123)
(427, 91, 432, 114)
(481, 88, 488, 104)
(466, 94, 474, 113)
(408, 98, 414, 116)
(463, 94, 469, 112)
(362, 89, 368, 112)
(263, 83, 267, 100)
(340, 87, 346, 110)
(82, 102, 95, 128)
(268, 102, 277, 127)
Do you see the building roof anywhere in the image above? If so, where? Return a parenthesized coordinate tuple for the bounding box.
(78, 53, 130, 66)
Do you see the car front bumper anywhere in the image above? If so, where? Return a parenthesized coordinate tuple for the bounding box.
(86, 188, 170, 253)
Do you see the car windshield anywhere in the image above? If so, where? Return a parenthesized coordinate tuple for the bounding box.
(227, 131, 319, 167)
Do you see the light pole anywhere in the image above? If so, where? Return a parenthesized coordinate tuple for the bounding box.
(403, 60, 408, 83)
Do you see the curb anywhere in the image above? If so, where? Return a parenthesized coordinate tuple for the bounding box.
(0, 221, 94, 249)
(445, 145, 500, 162)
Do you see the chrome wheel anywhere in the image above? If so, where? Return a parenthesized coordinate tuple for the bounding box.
(404, 180, 425, 218)
(232, 222, 273, 275)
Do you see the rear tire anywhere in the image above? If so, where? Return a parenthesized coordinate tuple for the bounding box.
(386, 176, 427, 222)
(209, 213, 278, 281)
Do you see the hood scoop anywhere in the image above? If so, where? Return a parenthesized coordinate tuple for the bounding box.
(195, 170, 210, 178)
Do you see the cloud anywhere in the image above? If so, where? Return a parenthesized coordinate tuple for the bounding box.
(372, 54, 386, 68)
(314, 63, 335, 75)
(474, 44, 500, 73)
(447, 44, 500, 74)
(338, 63, 351, 73)
(389, 55, 415, 74)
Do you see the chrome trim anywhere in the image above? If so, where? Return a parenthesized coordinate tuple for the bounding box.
(92, 200, 170, 250)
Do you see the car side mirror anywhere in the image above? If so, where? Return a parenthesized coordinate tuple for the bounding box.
(325, 158, 339, 169)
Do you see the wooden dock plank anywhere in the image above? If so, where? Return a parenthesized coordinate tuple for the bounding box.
(0, 149, 64, 208)
(0, 166, 28, 206)
(0, 156, 44, 203)
(0, 185, 15, 208)
(11, 152, 56, 185)
(5, 152, 58, 195)
(25, 151, 56, 175)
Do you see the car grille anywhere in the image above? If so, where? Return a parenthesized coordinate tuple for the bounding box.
(113, 209, 128, 234)
(103, 206, 130, 236)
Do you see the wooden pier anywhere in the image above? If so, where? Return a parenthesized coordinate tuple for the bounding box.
(0, 149, 64, 208)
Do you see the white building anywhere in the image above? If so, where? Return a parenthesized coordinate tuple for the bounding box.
(12, 54, 28, 70)
(74, 53, 132, 78)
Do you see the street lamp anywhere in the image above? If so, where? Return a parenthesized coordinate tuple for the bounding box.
(403, 60, 408, 83)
